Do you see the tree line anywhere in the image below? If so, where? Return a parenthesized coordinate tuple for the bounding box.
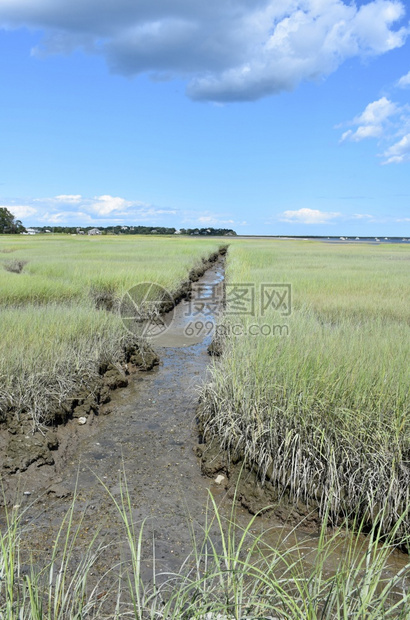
(0, 208, 237, 236)
(0, 208, 26, 234)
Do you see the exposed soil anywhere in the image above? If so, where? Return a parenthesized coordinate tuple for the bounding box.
(0, 344, 160, 500)
(196, 438, 321, 528)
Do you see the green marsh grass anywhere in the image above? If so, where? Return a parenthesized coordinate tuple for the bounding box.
(200, 240, 410, 540)
(0, 234, 221, 305)
(0, 234, 221, 428)
(0, 303, 132, 427)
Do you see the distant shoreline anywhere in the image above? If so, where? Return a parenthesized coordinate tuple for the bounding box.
(235, 235, 410, 243)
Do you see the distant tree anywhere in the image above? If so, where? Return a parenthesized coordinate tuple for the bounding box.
(0, 207, 25, 234)
(25, 223, 237, 236)
(182, 227, 236, 236)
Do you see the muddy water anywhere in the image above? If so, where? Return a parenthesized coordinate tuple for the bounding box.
(6, 258, 409, 594)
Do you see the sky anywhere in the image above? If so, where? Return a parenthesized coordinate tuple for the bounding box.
(0, 0, 409, 236)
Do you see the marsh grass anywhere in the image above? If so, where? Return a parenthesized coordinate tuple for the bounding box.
(0, 235, 221, 427)
(0, 235, 221, 306)
(200, 240, 410, 541)
(1, 472, 410, 619)
(0, 303, 135, 428)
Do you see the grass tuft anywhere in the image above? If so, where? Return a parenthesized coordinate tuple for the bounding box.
(3, 259, 28, 274)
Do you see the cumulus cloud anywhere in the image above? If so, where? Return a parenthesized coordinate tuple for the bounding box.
(279, 208, 342, 224)
(357, 97, 398, 124)
(277, 209, 385, 225)
(397, 70, 410, 87)
(3, 193, 180, 226)
(382, 133, 410, 163)
(198, 215, 234, 225)
(340, 97, 398, 142)
(352, 213, 374, 219)
(0, 0, 407, 101)
(338, 93, 410, 162)
(41, 211, 93, 224)
(1, 205, 38, 219)
(54, 194, 82, 203)
(90, 194, 134, 215)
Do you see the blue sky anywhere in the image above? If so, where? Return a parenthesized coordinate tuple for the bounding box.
(0, 0, 409, 235)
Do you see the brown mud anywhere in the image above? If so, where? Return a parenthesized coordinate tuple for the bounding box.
(1, 251, 408, 600)
(196, 439, 318, 525)
(0, 342, 160, 495)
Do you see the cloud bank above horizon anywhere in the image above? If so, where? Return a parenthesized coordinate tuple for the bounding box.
(0, 0, 408, 102)
(0, 194, 245, 229)
(3, 196, 408, 234)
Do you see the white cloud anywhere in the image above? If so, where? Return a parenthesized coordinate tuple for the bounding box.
(382, 133, 410, 163)
(341, 125, 383, 141)
(54, 194, 82, 203)
(279, 208, 342, 224)
(143, 208, 177, 216)
(0, 205, 38, 219)
(340, 97, 398, 142)
(182, 212, 242, 227)
(0, 0, 407, 102)
(39, 210, 93, 224)
(357, 97, 397, 124)
(90, 194, 134, 215)
(339, 93, 410, 163)
(42, 212, 69, 224)
(397, 70, 410, 87)
(2, 193, 183, 226)
(198, 215, 235, 225)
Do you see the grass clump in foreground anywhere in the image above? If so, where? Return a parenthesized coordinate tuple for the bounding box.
(0, 234, 221, 429)
(199, 240, 410, 541)
(1, 474, 410, 619)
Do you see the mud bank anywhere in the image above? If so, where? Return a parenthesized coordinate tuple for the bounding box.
(0, 340, 160, 500)
(160, 246, 227, 313)
(196, 437, 321, 528)
(196, 384, 410, 546)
